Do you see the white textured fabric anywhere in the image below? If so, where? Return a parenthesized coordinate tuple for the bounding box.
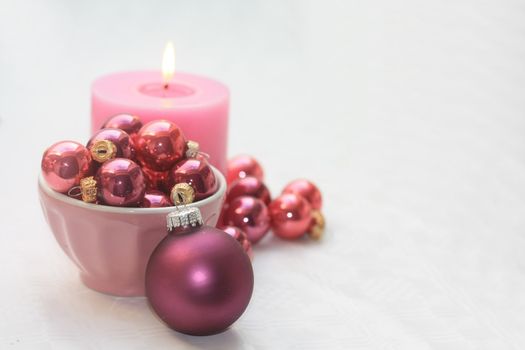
(1, 1, 524, 349)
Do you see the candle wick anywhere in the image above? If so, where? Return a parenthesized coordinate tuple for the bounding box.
(163, 83, 169, 90)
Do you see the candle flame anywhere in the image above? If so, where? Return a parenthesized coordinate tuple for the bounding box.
(162, 41, 176, 87)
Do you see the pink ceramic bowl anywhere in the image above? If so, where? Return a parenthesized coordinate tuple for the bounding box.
(38, 166, 226, 297)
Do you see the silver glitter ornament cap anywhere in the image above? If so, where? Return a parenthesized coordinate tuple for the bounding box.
(166, 207, 203, 231)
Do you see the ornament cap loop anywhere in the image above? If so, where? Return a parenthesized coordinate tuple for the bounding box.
(170, 183, 195, 205)
(166, 207, 203, 232)
(185, 140, 200, 158)
(80, 176, 98, 203)
(91, 140, 117, 163)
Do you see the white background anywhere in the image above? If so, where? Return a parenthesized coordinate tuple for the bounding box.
(1, 0, 525, 349)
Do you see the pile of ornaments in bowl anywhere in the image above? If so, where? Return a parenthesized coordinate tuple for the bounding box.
(219, 155, 326, 253)
(41, 114, 217, 208)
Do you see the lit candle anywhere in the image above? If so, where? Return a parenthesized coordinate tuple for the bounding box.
(91, 42, 229, 173)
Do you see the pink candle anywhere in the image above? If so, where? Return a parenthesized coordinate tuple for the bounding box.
(91, 70, 229, 173)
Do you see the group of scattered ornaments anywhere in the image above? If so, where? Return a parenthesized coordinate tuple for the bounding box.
(219, 155, 326, 255)
(41, 114, 218, 208)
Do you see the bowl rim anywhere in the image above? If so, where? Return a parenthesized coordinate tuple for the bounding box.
(38, 165, 226, 215)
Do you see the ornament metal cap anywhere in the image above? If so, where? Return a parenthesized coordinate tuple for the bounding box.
(170, 183, 195, 205)
(185, 140, 200, 158)
(90, 140, 117, 163)
(166, 207, 203, 232)
(80, 176, 97, 203)
(308, 210, 325, 240)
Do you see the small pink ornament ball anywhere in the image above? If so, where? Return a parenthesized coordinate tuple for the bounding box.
(168, 155, 218, 201)
(225, 196, 270, 244)
(222, 226, 253, 260)
(227, 155, 264, 185)
(101, 114, 143, 136)
(135, 120, 187, 171)
(142, 190, 172, 208)
(41, 141, 92, 193)
(146, 208, 254, 336)
(282, 179, 322, 210)
(95, 158, 146, 207)
(87, 128, 135, 162)
(268, 193, 313, 240)
(227, 176, 271, 205)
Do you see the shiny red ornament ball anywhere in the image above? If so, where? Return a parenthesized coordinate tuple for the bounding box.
(87, 128, 135, 161)
(142, 167, 170, 192)
(225, 196, 270, 244)
(227, 176, 271, 205)
(41, 141, 92, 193)
(101, 114, 143, 136)
(168, 155, 217, 201)
(142, 190, 172, 208)
(96, 158, 146, 207)
(222, 226, 253, 260)
(135, 120, 187, 171)
(282, 179, 322, 210)
(268, 193, 313, 239)
(227, 155, 264, 185)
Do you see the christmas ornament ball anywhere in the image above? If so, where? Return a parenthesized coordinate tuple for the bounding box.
(41, 141, 92, 193)
(226, 155, 264, 185)
(227, 176, 271, 205)
(142, 167, 170, 192)
(268, 193, 313, 239)
(135, 120, 187, 171)
(146, 208, 253, 336)
(142, 190, 172, 208)
(87, 128, 135, 162)
(101, 114, 143, 136)
(168, 155, 218, 202)
(282, 179, 322, 210)
(225, 196, 270, 244)
(95, 158, 146, 207)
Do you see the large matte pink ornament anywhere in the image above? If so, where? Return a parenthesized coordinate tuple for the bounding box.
(101, 114, 143, 136)
(227, 155, 264, 185)
(87, 128, 135, 160)
(225, 196, 270, 244)
(96, 158, 146, 207)
(227, 176, 271, 205)
(135, 120, 187, 171)
(142, 190, 172, 208)
(282, 179, 322, 210)
(168, 155, 218, 201)
(41, 141, 92, 193)
(222, 226, 253, 260)
(146, 208, 253, 336)
(268, 193, 312, 239)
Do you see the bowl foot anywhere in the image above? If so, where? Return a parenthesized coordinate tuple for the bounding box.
(80, 273, 145, 297)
